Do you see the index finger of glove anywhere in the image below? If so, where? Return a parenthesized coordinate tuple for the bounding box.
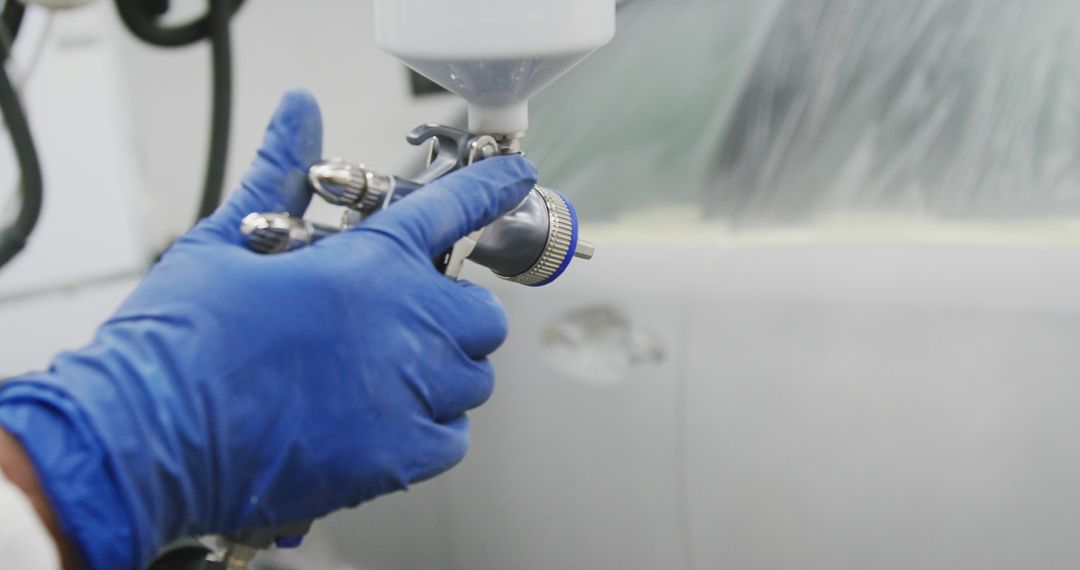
(356, 155, 537, 257)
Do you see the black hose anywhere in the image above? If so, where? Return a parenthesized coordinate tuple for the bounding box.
(113, 0, 242, 222)
(1, 1, 24, 46)
(0, 18, 44, 270)
(113, 0, 244, 48)
(198, 0, 231, 218)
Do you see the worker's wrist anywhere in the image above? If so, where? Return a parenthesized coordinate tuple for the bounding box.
(0, 424, 79, 568)
(0, 379, 141, 569)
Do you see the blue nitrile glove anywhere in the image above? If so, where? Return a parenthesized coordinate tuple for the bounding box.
(0, 90, 538, 569)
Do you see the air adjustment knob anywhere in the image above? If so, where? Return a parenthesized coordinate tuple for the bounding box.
(240, 213, 337, 254)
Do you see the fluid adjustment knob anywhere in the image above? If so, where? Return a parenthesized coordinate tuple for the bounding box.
(470, 186, 592, 287)
(308, 158, 381, 211)
(309, 158, 416, 214)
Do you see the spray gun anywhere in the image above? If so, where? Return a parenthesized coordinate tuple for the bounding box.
(241, 124, 593, 284)
(185, 1, 616, 567)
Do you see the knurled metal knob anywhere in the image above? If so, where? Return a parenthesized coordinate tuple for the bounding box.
(501, 186, 588, 287)
(240, 213, 336, 254)
(308, 158, 384, 212)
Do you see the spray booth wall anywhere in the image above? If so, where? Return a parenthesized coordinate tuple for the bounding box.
(290, 1, 1080, 569)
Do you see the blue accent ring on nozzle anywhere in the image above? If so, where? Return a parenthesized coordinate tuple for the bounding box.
(532, 190, 579, 287)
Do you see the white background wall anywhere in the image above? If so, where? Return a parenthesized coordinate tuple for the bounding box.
(0, 4, 146, 374)
(319, 245, 1080, 570)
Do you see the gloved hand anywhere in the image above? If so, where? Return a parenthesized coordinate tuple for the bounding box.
(0, 90, 538, 569)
